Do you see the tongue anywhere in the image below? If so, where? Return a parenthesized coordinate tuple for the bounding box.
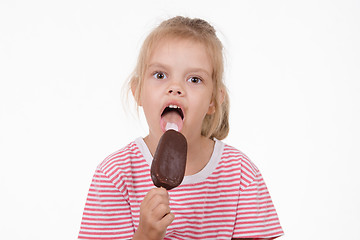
(160, 111, 183, 132)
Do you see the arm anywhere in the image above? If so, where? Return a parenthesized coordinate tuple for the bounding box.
(78, 167, 134, 239)
(232, 162, 283, 239)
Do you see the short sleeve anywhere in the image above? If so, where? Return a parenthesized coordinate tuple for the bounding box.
(232, 170, 284, 239)
(78, 167, 134, 239)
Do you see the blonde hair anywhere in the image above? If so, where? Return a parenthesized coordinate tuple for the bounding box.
(129, 16, 229, 140)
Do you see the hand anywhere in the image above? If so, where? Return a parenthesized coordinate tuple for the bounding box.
(133, 188, 175, 240)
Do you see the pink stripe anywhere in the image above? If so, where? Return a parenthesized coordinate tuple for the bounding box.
(78, 141, 283, 239)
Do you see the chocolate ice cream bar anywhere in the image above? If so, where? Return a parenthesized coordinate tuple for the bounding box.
(151, 129, 187, 190)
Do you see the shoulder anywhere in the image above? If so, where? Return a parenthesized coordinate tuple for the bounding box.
(221, 143, 260, 189)
(97, 141, 146, 179)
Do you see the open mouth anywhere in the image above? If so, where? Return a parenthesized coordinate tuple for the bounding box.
(161, 105, 184, 119)
(160, 104, 184, 132)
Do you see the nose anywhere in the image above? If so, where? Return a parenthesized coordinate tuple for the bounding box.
(167, 80, 184, 96)
(168, 88, 182, 95)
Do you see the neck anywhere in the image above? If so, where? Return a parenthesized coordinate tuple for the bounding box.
(144, 132, 215, 176)
(185, 135, 215, 176)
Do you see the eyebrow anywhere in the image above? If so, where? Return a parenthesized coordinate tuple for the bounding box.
(148, 63, 211, 77)
(148, 63, 169, 70)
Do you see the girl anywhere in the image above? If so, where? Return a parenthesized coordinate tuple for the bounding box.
(78, 16, 283, 240)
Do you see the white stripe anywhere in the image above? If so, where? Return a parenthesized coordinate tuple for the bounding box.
(78, 140, 283, 239)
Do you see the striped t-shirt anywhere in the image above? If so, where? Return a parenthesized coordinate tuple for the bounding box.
(79, 138, 283, 239)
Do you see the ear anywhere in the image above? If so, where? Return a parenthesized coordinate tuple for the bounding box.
(207, 88, 225, 115)
(207, 100, 216, 115)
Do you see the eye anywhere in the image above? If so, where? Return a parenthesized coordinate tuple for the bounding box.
(187, 76, 202, 84)
(153, 71, 167, 80)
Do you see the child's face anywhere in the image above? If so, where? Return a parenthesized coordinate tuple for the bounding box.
(139, 37, 215, 142)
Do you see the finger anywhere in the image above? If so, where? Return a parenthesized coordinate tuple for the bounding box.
(142, 188, 158, 203)
(154, 187, 170, 198)
(141, 188, 167, 209)
(145, 188, 170, 210)
(143, 188, 169, 203)
(152, 203, 171, 220)
(148, 195, 170, 213)
(159, 212, 175, 229)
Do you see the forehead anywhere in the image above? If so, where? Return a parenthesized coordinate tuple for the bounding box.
(147, 37, 213, 72)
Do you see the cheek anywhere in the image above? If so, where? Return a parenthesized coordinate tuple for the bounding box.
(139, 83, 152, 105)
(191, 100, 214, 119)
(140, 89, 159, 113)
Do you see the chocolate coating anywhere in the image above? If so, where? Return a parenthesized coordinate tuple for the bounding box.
(151, 130, 187, 190)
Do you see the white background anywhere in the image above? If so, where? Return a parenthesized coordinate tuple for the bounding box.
(1, 0, 359, 239)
